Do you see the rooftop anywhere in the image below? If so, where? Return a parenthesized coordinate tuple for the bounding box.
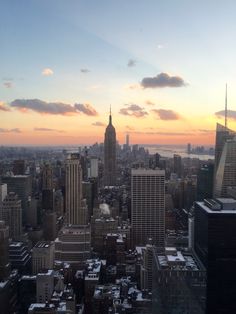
(155, 247, 202, 271)
(197, 198, 236, 214)
(34, 241, 53, 249)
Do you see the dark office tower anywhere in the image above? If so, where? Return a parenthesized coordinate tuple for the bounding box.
(194, 198, 236, 314)
(1, 192, 22, 240)
(173, 154, 182, 178)
(104, 110, 116, 186)
(155, 153, 161, 168)
(197, 163, 214, 201)
(187, 143, 191, 154)
(0, 221, 10, 280)
(13, 159, 25, 175)
(65, 154, 88, 225)
(1, 175, 32, 224)
(131, 169, 165, 247)
(126, 133, 129, 146)
(42, 164, 54, 211)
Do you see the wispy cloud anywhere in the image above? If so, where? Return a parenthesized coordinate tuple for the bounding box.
(2, 77, 13, 81)
(127, 59, 136, 67)
(129, 130, 193, 136)
(74, 103, 98, 116)
(151, 109, 181, 120)
(0, 102, 10, 111)
(215, 110, 236, 120)
(3, 82, 12, 88)
(198, 129, 215, 134)
(10, 99, 98, 116)
(145, 100, 155, 106)
(119, 104, 148, 118)
(141, 72, 187, 88)
(80, 68, 90, 73)
(92, 121, 106, 127)
(0, 128, 21, 133)
(126, 125, 135, 130)
(34, 128, 65, 133)
(42, 68, 54, 76)
(124, 84, 140, 90)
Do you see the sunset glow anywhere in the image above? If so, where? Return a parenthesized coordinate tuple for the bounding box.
(1, 0, 236, 146)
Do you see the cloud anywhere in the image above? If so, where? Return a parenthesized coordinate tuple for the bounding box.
(42, 68, 54, 76)
(0, 102, 10, 111)
(2, 77, 13, 81)
(145, 100, 155, 106)
(124, 84, 140, 90)
(92, 121, 106, 127)
(215, 110, 236, 120)
(127, 59, 136, 67)
(151, 109, 181, 120)
(34, 128, 65, 133)
(10, 99, 98, 116)
(80, 68, 90, 73)
(198, 129, 215, 134)
(74, 103, 98, 116)
(157, 44, 164, 49)
(3, 82, 12, 88)
(126, 125, 135, 130)
(0, 128, 21, 133)
(119, 104, 148, 118)
(141, 72, 186, 88)
(129, 130, 193, 136)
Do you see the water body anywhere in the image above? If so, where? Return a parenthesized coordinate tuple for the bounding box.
(142, 145, 214, 160)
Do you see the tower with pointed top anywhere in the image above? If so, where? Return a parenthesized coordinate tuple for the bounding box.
(104, 109, 117, 186)
(213, 85, 236, 197)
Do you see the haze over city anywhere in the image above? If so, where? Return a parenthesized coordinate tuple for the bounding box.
(1, 0, 236, 145)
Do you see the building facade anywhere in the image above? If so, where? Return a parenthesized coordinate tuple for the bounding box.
(131, 169, 165, 247)
(1, 192, 22, 240)
(194, 198, 236, 314)
(32, 241, 55, 275)
(214, 138, 236, 197)
(104, 112, 116, 186)
(65, 154, 87, 225)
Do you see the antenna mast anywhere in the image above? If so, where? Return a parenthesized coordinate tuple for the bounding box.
(225, 83, 228, 129)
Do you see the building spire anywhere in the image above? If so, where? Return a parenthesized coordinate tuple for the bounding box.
(109, 105, 112, 124)
(225, 83, 228, 129)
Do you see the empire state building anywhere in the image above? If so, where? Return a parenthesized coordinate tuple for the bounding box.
(104, 110, 116, 186)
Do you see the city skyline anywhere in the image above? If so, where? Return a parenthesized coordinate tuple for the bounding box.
(1, 1, 236, 146)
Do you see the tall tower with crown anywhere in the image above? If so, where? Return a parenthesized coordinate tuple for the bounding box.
(104, 107, 116, 186)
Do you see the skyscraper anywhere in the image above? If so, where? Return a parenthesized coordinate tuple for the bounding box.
(1, 192, 22, 240)
(131, 168, 165, 247)
(194, 198, 236, 314)
(1, 175, 32, 224)
(213, 120, 236, 197)
(197, 163, 214, 200)
(214, 123, 235, 174)
(214, 138, 236, 197)
(0, 221, 10, 280)
(126, 133, 129, 147)
(104, 110, 116, 186)
(42, 163, 54, 211)
(42, 164, 56, 241)
(65, 153, 88, 225)
(173, 154, 182, 178)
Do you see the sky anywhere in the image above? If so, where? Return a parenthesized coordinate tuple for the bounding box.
(1, 0, 236, 146)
